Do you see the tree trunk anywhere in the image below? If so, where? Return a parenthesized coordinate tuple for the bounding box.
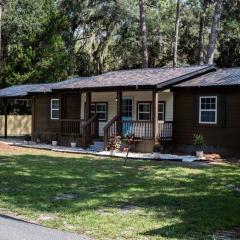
(205, 0, 223, 64)
(173, 0, 181, 67)
(198, 1, 208, 65)
(0, 0, 3, 66)
(139, 0, 148, 68)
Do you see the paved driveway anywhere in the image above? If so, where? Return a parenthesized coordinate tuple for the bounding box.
(0, 214, 91, 240)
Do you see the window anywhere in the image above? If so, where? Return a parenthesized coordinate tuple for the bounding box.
(199, 96, 217, 124)
(158, 102, 165, 121)
(122, 97, 133, 118)
(91, 102, 107, 121)
(138, 102, 151, 121)
(51, 99, 60, 120)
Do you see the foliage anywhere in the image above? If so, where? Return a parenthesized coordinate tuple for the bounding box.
(107, 135, 122, 152)
(193, 133, 205, 150)
(52, 134, 59, 141)
(0, 0, 74, 87)
(0, 0, 239, 87)
(24, 134, 31, 141)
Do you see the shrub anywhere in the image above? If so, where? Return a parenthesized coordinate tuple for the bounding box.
(52, 134, 59, 141)
(193, 134, 205, 151)
(24, 134, 31, 142)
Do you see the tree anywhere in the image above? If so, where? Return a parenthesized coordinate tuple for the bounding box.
(198, 0, 212, 65)
(205, 0, 223, 64)
(0, 0, 4, 80)
(173, 0, 181, 67)
(0, 0, 74, 86)
(139, 0, 149, 68)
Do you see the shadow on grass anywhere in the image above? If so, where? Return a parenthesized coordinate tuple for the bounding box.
(0, 153, 240, 239)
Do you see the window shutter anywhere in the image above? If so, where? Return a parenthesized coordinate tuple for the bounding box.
(218, 95, 226, 128)
(192, 95, 199, 126)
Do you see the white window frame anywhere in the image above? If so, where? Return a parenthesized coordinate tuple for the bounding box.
(51, 99, 60, 120)
(138, 102, 152, 121)
(199, 96, 217, 124)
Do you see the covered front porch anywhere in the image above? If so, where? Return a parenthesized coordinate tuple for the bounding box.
(57, 90, 174, 152)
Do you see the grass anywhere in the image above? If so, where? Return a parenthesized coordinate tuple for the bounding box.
(0, 147, 240, 239)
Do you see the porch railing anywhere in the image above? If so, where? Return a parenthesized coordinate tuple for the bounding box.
(104, 115, 120, 149)
(121, 120, 153, 139)
(158, 121, 173, 141)
(104, 116, 154, 149)
(104, 117, 174, 149)
(82, 114, 99, 148)
(60, 119, 86, 136)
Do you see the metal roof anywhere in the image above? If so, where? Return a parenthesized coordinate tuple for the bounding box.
(175, 68, 240, 88)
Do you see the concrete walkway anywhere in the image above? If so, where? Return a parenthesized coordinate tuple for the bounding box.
(0, 138, 200, 162)
(0, 214, 91, 240)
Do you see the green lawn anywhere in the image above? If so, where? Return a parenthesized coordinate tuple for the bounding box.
(0, 147, 239, 240)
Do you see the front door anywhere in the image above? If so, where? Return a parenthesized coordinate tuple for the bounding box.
(122, 97, 133, 136)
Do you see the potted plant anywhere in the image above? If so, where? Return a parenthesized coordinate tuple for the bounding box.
(193, 133, 205, 158)
(70, 135, 77, 148)
(52, 134, 58, 146)
(24, 134, 31, 145)
(153, 144, 162, 159)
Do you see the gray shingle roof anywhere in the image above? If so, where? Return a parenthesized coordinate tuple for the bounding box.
(0, 65, 215, 98)
(0, 83, 55, 98)
(52, 65, 214, 90)
(175, 68, 240, 87)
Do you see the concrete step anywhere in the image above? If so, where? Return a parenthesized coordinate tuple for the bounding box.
(87, 141, 104, 152)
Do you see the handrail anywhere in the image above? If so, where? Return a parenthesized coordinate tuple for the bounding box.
(60, 119, 85, 122)
(104, 115, 121, 150)
(82, 114, 99, 148)
(104, 115, 120, 130)
(82, 114, 98, 128)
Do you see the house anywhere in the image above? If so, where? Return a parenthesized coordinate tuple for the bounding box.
(2, 65, 239, 155)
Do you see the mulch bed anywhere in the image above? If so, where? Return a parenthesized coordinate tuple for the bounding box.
(0, 143, 13, 151)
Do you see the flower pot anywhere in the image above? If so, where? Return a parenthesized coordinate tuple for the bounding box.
(196, 151, 204, 159)
(71, 142, 77, 148)
(153, 152, 160, 159)
(52, 141, 58, 146)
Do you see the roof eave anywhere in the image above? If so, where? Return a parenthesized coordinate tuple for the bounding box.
(157, 65, 217, 90)
(51, 85, 158, 92)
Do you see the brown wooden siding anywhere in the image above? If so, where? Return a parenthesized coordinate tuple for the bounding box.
(33, 95, 59, 141)
(64, 95, 81, 119)
(173, 88, 240, 153)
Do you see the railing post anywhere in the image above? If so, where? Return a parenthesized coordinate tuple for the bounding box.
(85, 92, 91, 120)
(4, 98, 7, 139)
(116, 91, 122, 136)
(152, 90, 159, 145)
